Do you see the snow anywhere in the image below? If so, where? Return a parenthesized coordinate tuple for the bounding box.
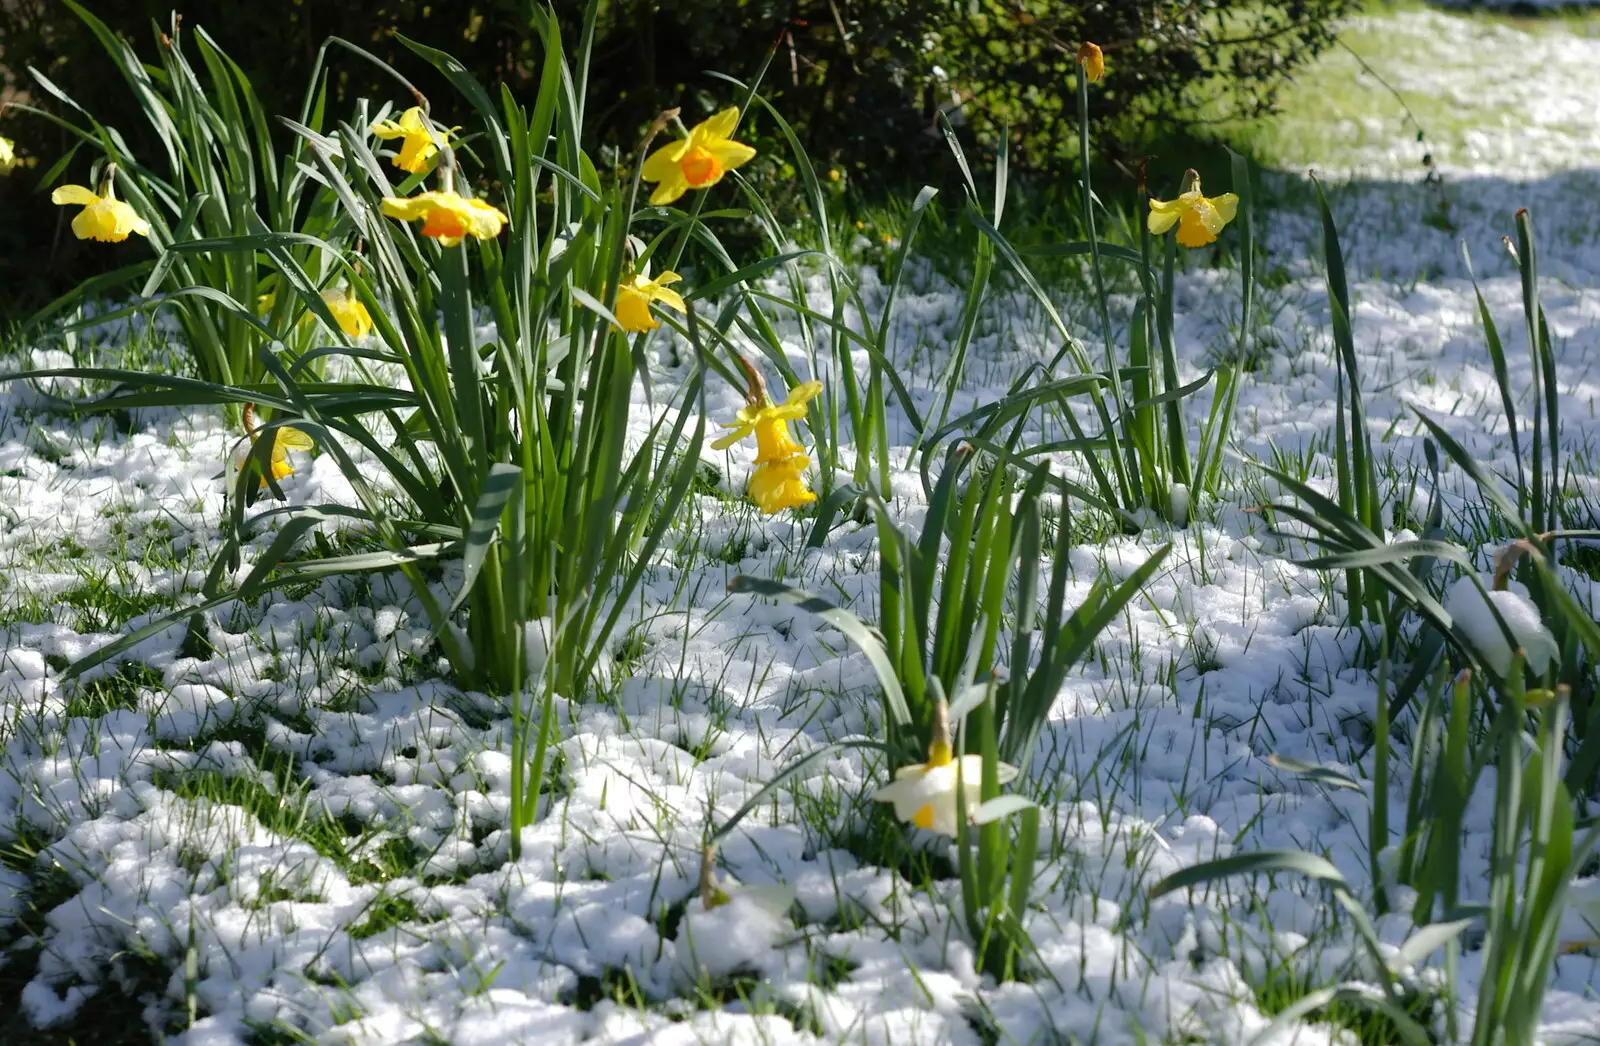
(1, 6, 1599, 1046)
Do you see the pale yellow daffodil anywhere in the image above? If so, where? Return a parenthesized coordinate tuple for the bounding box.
(615, 271, 686, 333)
(873, 700, 1020, 836)
(51, 182, 149, 243)
(0, 136, 18, 176)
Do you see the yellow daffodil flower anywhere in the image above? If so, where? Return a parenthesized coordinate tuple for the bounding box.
(51, 183, 149, 243)
(0, 136, 17, 176)
(873, 700, 1019, 836)
(747, 453, 816, 514)
(1077, 42, 1105, 84)
(238, 426, 314, 487)
(1148, 174, 1239, 248)
(712, 380, 823, 463)
(615, 271, 687, 333)
(370, 106, 445, 174)
(380, 190, 507, 246)
(641, 107, 757, 207)
(322, 290, 373, 339)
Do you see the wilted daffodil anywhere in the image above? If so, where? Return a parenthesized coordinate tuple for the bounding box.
(370, 106, 446, 174)
(642, 107, 757, 206)
(380, 190, 507, 246)
(0, 136, 17, 176)
(615, 271, 686, 333)
(1148, 171, 1238, 248)
(52, 173, 149, 243)
(874, 699, 1019, 837)
(1077, 41, 1105, 84)
(322, 289, 373, 339)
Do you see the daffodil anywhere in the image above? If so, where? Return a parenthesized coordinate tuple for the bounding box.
(370, 106, 446, 174)
(873, 702, 1019, 837)
(615, 271, 686, 333)
(0, 136, 17, 176)
(380, 190, 507, 246)
(1148, 173, 1238, 248)
(712, 379, 823, 463)
(1077, 41, 1105, 84)
(51, 182, 149, 243)
(747, 453, 816, 514)
(238, 425, 314, 487)
(641, 107, 757, 207)
(322, 290, 373, 339)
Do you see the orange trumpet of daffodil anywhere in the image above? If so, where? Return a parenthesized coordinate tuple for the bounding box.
(641, 107, 757, 207)
(380, 190, 507, 246)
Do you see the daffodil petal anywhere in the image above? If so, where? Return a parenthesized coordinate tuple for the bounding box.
(51, 185, 99, 206)
(706, 138, 757, 173)
(699, 107, 742, 141)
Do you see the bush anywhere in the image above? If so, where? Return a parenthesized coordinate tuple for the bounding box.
(0, 0, 1352, 316)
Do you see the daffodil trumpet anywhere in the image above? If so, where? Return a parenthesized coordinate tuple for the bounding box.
(712, 355, 822, 514)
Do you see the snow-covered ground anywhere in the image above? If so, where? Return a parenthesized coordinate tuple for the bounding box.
(2, 6, 1599, 1046)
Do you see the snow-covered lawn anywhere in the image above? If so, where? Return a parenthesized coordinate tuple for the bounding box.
(2, 6, 1599, 1046)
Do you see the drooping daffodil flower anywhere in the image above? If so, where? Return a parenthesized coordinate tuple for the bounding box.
(1077, 41, 1105, 84)
(712, 365, 823, 515)
(615, 271, 686, 333)
(321, 289, 373, 339)
(1148, 171, 1238, 248)
(238, 404, 314, 489)
(52, 175, 149, 243)
(370, 106, 448, 174)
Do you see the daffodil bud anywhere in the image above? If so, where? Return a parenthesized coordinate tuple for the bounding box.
(1077, 42, 1105, 84)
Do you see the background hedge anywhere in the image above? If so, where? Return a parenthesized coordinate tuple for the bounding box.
(0, 0, 1354, 317)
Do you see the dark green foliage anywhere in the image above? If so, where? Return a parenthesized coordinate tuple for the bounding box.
(0, 0, 1350, 314)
